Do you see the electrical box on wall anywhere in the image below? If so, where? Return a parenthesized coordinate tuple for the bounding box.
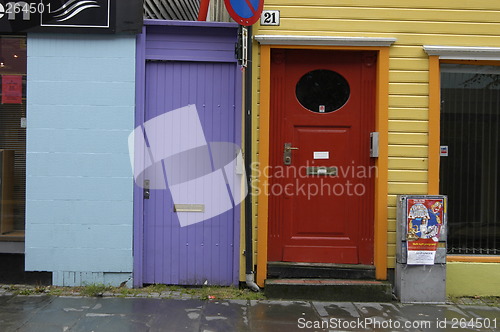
(370, 132, 379, 158)
(395, 195, 448, 303)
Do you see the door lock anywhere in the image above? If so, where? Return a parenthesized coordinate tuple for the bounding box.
(144, 180, 150, 199)
(283, 143, 299, 165)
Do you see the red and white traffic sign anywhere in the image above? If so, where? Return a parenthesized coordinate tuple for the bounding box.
(224, 0, 264, 26)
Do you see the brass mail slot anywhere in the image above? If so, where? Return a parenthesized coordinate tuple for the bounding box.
(174, 204, 205, 212)
(306, 166, 338, 176)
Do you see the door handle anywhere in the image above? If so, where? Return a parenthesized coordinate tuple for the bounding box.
(284, 143, 298, 165)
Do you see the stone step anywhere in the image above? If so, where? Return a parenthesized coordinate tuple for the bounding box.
(267, 262, 376, 280)
(265, 278, 393, 302)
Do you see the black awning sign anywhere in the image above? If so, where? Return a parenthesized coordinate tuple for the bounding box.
(41, 0, 110, 29)
(0, 0, 142, 33)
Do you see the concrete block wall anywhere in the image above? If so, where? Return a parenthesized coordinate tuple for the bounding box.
(25, 34, 136, 287)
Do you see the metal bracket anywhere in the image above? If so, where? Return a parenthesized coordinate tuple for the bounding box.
(370, 132, 379, 158)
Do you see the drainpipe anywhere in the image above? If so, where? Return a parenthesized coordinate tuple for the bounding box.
(243, 25, 260, 292)
(197, 0, 210, 21)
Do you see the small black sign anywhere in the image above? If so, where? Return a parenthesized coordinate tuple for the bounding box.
(0, 0, 142, 33)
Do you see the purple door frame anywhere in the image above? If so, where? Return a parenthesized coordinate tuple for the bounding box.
(133, 20, 242, 287)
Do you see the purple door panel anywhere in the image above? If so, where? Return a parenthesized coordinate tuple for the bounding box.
(142, 60, 241, 286)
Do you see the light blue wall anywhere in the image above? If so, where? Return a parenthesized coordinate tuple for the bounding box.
(25, 34, 136, 287)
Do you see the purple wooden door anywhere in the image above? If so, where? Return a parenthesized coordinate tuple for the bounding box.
(142, 60, 241, 286)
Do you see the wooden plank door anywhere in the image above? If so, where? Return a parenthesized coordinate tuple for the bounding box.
(268, 49, 376, 265)
(142, 60, 240, 285)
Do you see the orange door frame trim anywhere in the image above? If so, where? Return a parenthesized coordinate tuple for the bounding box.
(256, 45, 390, 287)
(428, 55, 441, 195)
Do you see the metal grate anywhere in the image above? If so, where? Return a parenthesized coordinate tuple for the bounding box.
(440, 64, 500, 255)
(207, 0, 232, 22)
(144, 0, 200, 20)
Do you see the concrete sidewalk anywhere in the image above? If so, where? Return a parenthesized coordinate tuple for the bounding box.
(1, 294, 499, 331)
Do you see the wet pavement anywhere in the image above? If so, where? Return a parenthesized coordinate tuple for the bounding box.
(0, 294, 499, 331)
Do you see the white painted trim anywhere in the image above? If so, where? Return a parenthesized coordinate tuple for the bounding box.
(423, 45, 500, 61)
(254, 35, 396, 47)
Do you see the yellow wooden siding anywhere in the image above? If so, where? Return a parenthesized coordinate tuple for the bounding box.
(389, 108, 428, 120)
(389, 170, 427, 183)
(389, 146, 428, 158)
(389, 120, 428, 133)
(388, 133, 428, 145)
(388, 157, 428, 170)
(389, 71, 428, 83)
(390, 95, 429, 108)
(252, 1, 500, 272)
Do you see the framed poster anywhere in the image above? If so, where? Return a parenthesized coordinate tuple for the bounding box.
(406, 198, 445, 265)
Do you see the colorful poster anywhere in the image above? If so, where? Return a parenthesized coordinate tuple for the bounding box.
(406, 198, 445, 265)
(2, 75, 23, 104)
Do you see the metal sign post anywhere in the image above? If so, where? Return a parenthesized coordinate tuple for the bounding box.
(225, 0, 263, 291)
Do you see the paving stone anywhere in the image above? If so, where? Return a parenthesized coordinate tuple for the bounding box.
(71, 313, 154, 332)
(0, 289, 497, 332)
(200, 300, 251, 332)
(249, 300, 323, 332)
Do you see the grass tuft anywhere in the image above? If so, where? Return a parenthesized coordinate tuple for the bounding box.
(79, 283, 113, 297)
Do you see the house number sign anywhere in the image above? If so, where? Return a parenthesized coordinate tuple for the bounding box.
(260, 10, 280, 26)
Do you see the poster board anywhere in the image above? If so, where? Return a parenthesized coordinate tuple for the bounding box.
(406, 198, 445, 265)
(1, 75, 22, 104)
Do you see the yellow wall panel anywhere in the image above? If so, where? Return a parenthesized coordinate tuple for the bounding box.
(388, 157, 428, 170)
(387, 244, 396, 257)
(389, 95, 428, 108)
(388, 222, 396, 234)
(387, 231, 397, 244)
(389, 133, 428, 145)
(389, 145, 428, 158)
(388, 108, 428, 121)
(389, 170, 428, 182)
(274, 18, 500, 37)
(390, 58, 428, 71)
(388, 207, 397, 221)
(389, 83, 428, 96)
(389, 120, 428, 133)
(389, 71, 428, 84)
(388, 195, 398, 207)
(447, 263, 500, 297)
(388, 183, 428, 194)
(394, 34, 500, 48)
(277, 6, 500, 24)
(253, 0, 500, 281)
(263, 0, 500, 11)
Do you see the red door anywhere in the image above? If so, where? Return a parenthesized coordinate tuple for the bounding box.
(268, 49, 376, 265)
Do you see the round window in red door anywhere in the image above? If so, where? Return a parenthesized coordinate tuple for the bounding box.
(295, 69, 350, 113)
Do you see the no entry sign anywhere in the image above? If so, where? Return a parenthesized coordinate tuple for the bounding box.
(224, 0, 264, 26)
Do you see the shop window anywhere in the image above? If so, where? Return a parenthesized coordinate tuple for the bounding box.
(440, 63, 500, 254)
(0, 35, 26, 240)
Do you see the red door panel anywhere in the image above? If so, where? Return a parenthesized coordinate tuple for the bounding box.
(268, 49, 376, 265)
